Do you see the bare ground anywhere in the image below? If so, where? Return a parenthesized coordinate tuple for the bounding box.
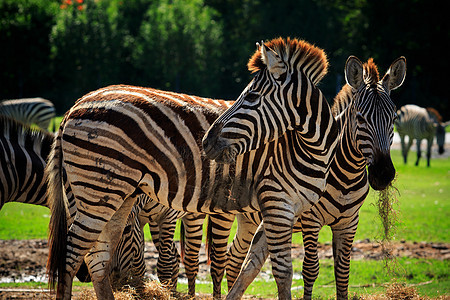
(0, 239, 448, 299)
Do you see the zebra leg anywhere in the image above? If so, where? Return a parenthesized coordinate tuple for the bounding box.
(155, 216, 180, 291)
(83, 192, 140, 300)
(331, 224, 358, 300)
(426, 137, 433, 167)
(181, 213, 206, 297)
(208, 213, 235, 299)
(415, 138, 422, 166)
(226, 223, 269, 300)
(226, 213, 259, 290)
(228, 206, 296, 300)
(301, 216, 322, 300)
(399, 134, 408, 164)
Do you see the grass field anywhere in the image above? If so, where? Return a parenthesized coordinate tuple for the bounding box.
(0, 129, 448, 298)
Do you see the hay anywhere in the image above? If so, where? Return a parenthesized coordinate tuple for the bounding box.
(74, 280, 172, 300)
(374, 177, 401, 273)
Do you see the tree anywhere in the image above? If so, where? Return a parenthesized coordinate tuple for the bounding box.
(132, 0, 224, 97)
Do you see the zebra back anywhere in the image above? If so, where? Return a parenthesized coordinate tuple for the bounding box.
(0, 98, 55, 130)
(0, 115, 54, 208)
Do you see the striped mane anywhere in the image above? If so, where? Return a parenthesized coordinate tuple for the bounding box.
(331, 58, 380, 116)
(247, 37, 328, 85)
(363, 58, 380, 84)
(0, 115, 54, 148)
(426, 107, 442, 123)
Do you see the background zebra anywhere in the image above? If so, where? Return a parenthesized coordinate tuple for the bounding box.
(46, 37, 338, 300)
(0, 115, 53, 209)
(0, 98, 55, 131)
(395, 104, 449, 167)
(220, 56, 406, 300)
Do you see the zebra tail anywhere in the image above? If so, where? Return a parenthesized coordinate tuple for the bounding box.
(206, 215, 212, 265)
(179, 219, 186, 264)
(45, 130, 69, 290)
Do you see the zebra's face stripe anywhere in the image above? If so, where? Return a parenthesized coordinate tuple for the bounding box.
(203, 70, 300, 163)
(353, 83, 397, 190)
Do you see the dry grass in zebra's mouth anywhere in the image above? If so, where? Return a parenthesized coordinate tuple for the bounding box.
(374, 175, 400, 273)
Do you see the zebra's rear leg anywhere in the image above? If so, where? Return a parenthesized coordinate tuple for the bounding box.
(415, 138, 422, 166)
(208, 213, 235, 299)
(84, 193, 140, 300)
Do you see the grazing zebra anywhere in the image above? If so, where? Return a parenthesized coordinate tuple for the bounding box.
(217, 56, 406, 300)
(395, 104, 449, 167)
(0, 115, 53, 209)
(0, 98, 56, 130)
(46, 37, 338, 300)
(111, 199, 207, 295)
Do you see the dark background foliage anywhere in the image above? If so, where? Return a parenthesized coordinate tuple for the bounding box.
(0, 0, 448, 120)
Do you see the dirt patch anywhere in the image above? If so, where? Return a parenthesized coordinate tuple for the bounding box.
(0, 239, 448, 299)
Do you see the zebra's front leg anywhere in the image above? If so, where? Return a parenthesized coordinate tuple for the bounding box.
(331, 224, 357, 300)
(226, 213, 259, 290)
(84, 193, 139, 300)
(155, 217, 180, 291)
(301, 217, 321, 300)
(209, 213, 235, 299)
(226, 222, 269, 300)
(181, 213, 206, 297)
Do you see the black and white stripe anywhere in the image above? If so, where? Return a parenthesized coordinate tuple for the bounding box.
(222, 56, 406, 300)
(0, 98, 55, 130)
(0, 115, 53, 209)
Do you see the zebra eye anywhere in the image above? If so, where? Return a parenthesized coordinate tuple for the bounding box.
(245, 92, 260, 102)
(356, 112, 366, 124)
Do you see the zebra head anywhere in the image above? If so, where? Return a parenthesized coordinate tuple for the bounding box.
(435, 121, 449, 155)
(203, 37, 329, 163)
(345, 56, 406, 190)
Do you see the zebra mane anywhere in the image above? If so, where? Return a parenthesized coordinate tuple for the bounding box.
(426, 107, 443, 123)
(331, 58, 381, 116)
(247, 37, 329, 85)
(0, 115, 54, 145)
(363, 58, 380, 84)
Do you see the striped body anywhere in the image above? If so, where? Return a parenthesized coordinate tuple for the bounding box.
(223, 56, 406, 300)
(395, 104, 448, 167)
(0, 116, 53, 209)
(0, 98, 55, 130)
(46, 38, 338, 300)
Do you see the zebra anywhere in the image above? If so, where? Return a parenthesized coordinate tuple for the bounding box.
(212, 56, 406, 300)
(0, 114, 201, 292)
(0, 98, 56, 131)
(0, 115, 53, 209)
(395, 104, 449, 167)
(45, 37, 338, 300)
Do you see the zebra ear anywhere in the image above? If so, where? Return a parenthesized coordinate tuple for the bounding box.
(345, 56, 364, 90)
(260, 42, 286, 80)
(382, 57, 406, 93)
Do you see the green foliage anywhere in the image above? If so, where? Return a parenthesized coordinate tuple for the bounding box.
(132, 0, 223, 95)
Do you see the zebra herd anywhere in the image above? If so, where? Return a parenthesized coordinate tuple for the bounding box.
(0, 37, 446, 299)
